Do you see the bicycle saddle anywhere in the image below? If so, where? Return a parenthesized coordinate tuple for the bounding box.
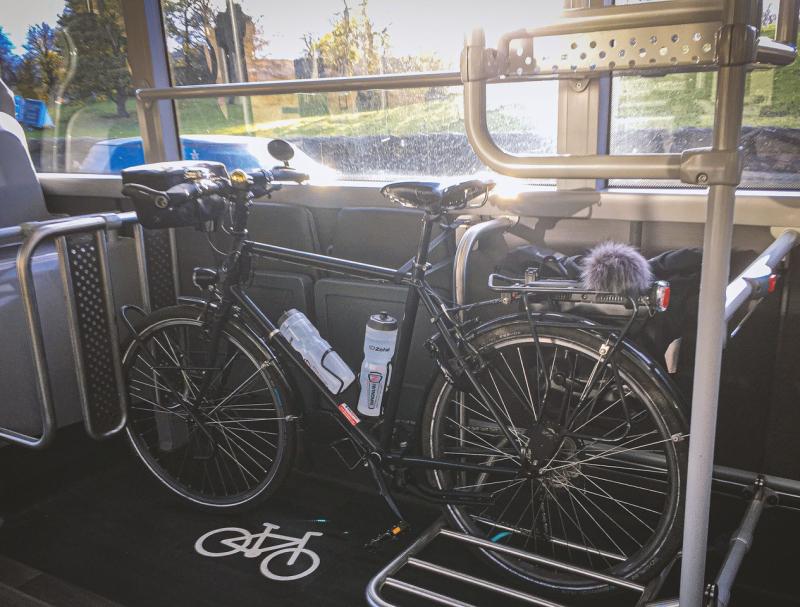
(380, 178, 495, 211)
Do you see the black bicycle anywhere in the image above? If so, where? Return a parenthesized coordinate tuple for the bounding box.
(120, 141, 688, 595)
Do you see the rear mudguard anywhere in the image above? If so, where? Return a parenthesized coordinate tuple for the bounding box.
(417, 310, 689, 443)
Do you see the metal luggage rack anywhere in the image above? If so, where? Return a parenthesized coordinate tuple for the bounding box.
(0, 212, 146, 448)
(369, 1, 800, 605)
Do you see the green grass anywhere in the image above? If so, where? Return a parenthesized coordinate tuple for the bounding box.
(24, 98, 139, 140)
(172, 95, 529, 139)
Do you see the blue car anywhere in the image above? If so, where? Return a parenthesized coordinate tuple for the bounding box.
(80, 134, 337, 180)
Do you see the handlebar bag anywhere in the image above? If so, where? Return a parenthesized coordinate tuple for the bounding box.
(122, 160, 228, 229)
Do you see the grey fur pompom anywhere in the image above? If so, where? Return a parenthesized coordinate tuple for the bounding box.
(580, 241, 653, 295)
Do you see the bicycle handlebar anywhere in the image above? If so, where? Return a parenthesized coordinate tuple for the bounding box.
(123, 166, 308, 207)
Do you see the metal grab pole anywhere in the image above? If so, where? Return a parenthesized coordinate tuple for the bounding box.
(678, 5, 752, 603)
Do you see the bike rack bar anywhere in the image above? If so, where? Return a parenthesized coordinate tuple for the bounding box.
(724, 229, 799, 323)
(646, 479, 774, 607)
(1, 211, 140, 448)
(438, 529, 645, 592)
(461, 2, 727, 182)
(366, 517, 659, 607)
(714, 480, 772, 607)
(406, 558, 567, 607)
(382, 578, 477, 607)
(366, 517, 447, 607)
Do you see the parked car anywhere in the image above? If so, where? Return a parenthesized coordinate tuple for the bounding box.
(79, 134, 338, 181)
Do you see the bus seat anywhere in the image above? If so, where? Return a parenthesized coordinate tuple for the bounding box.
(0, 78, 14, 118)
(0, 111, 140, 444)
(0, 112, 51, 226)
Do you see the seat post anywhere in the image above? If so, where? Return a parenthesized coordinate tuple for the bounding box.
(378, 210, 437, 450)
(412, 210, 438, 275)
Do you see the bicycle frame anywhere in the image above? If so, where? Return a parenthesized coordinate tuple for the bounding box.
(198, 192, 522, 489)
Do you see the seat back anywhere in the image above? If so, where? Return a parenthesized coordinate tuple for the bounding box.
(0, 113, 50, 228)
(314, 207, 456, 421)
(329, 207, 454, 291)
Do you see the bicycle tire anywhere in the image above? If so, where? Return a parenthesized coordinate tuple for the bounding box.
(420, 318, 687, 595)
(122, 305, 296, 510)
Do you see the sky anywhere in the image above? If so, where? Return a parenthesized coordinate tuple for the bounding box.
(2, 0, 66, 54)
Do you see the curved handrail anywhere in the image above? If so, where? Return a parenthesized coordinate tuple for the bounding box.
(453, 216, 517, 308)
(3, 212, 138, 449)
(464, 79, 683, 180)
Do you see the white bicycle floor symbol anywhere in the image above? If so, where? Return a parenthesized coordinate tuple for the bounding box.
(195, 523, 323, 581)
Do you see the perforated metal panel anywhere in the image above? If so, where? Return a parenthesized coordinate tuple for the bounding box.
(142, 228, 176, 309)
(59, 232, 126, 439)
(503, 21, 720, 77)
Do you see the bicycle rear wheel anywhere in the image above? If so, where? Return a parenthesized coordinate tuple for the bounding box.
(122, 305, 296, 510)
(421, 319, 687, 595)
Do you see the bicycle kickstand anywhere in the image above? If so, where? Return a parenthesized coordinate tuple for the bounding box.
(364, 455, 409, 549)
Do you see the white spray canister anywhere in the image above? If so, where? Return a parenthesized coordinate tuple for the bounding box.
(278, 309, 355, 394)
(357, 312, 398, 417)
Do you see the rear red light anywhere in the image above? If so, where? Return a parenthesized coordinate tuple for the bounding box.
(655, 282, 670, 312)
(768, 274, 777, 293)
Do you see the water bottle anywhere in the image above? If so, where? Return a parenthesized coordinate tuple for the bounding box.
(357, 312, 398, 417)
(278, 309, 355, 394)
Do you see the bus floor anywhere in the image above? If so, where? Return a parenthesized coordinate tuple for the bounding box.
(0, 424, 798, 607)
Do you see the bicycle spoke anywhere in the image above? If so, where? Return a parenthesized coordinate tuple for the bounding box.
(517, 347, 538, 421)
(549, 483, 631, 557)
(486, 368, 526, 445)
(209, 362, 269, 414)
(500, 351, 538, 421)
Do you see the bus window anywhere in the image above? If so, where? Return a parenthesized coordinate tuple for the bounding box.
(0, 1, 138, 174)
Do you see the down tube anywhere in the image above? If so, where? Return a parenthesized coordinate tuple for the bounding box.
(231, 286, 380, 453)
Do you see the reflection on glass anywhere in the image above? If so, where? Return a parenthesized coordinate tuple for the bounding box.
(160, 0, 562, 85)
(609, 1, 800, 189)
(163, 1, 561, 179)
(1, 1, 138, 173)
(175, 82, 558, 180)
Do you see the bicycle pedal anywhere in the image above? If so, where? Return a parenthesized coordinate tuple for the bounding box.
(364, 521, 409, 550)
(329, 436, 366, 471)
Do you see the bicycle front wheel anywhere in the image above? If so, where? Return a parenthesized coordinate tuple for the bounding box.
(421, 319, 687, 595)
(122, 305, 296, 510)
